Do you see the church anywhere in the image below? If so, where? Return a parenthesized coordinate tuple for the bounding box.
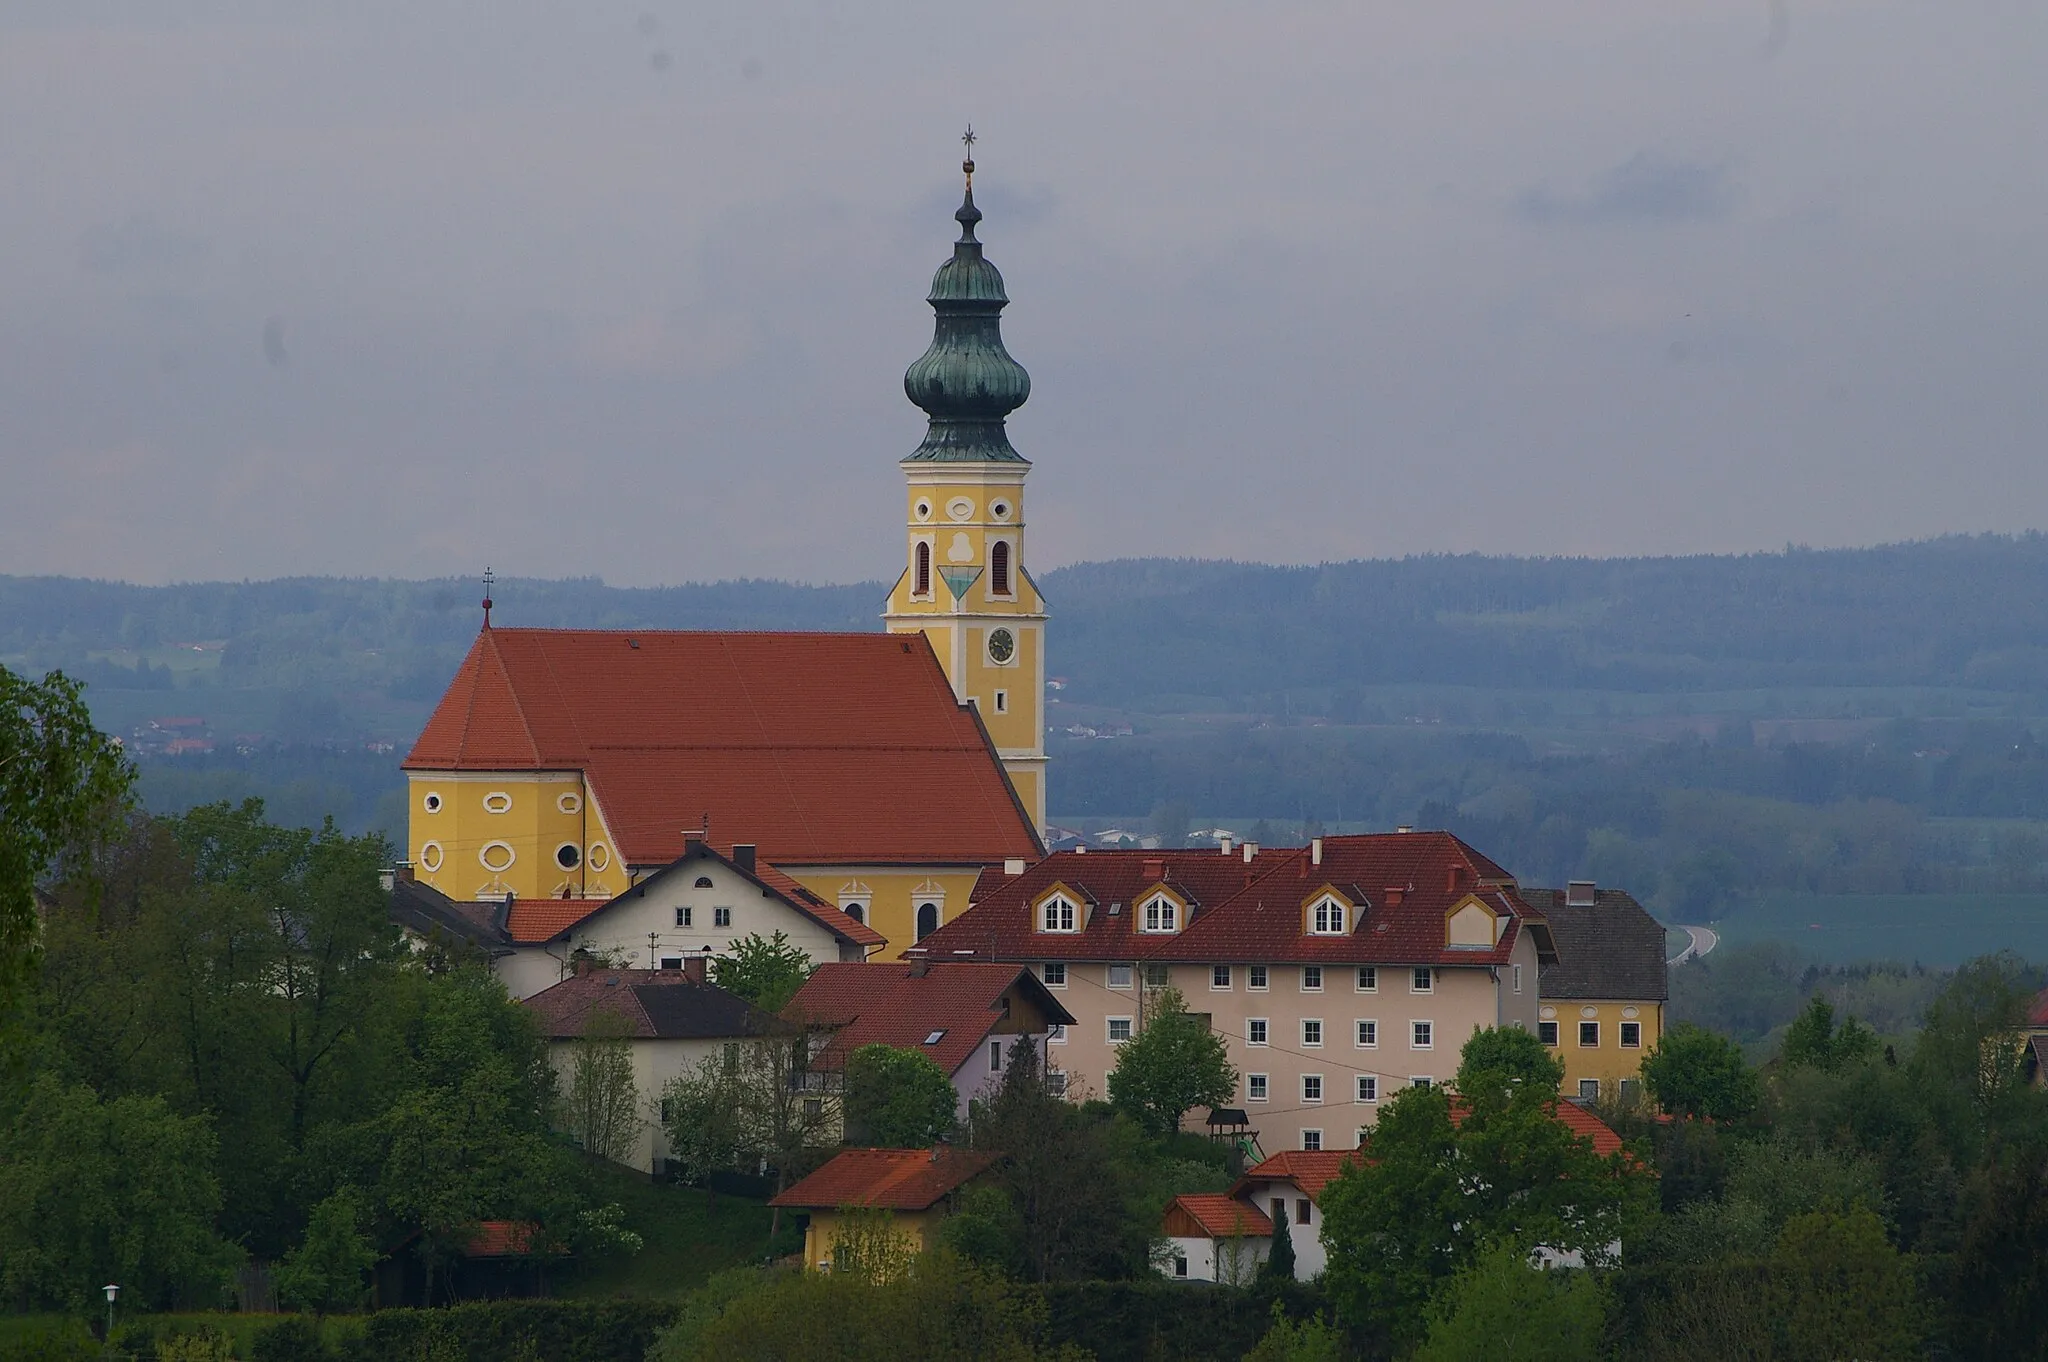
(400, 155, 1048, 963)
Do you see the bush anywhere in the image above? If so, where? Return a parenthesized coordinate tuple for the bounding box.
(338, 1300, 678, 1362)
(1032, 1280, 1334, 1362)
(252, 1316, 332, 1362)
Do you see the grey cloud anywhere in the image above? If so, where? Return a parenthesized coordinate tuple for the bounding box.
(76, 214, 210, 277)
(1514, 153, 1734, 226)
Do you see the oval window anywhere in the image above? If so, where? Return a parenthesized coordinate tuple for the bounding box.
(588, 843, 610, 872)
(479, 841, 516, 872)
(482, 791, 513, 815)
(419, 841, 444, 873)
(422, 792, 443, 814)
(555, 843, 582, 870)
(946, 496, 975, 522)
(915, 499, 933, 522)
(557, 792, 582, 814)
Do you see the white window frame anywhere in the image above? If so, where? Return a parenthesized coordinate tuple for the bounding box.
(1411, 967, 1433, 994)
(1355, 1019, 1378, 1048)
(1301, 1074, 1324, 1104)
(1248, 965, 1269, 991)
(1356, 966, 1378, 993)
(1410, 1075, 1434, 1089)
(1539, 1020, 1559, 1046)
(675, 907, 693, 927)
(1211, 964, 1232, 990)
(993, 689, 1008, 714)
(1047, 1023, 1067, 1045)
(1620, 1021, 1642, 1049)
(1141, 895, 1179, 934)
(1247, 1073, 1269, 1103)
(1301, 1019, 1323, 1048)
(1579, 1078, 1601, 1101)
(1580, 1021, 1601, 1048)
(713, 907, 733, 928)
(1108, 963, 1133, 990)
(1247, 1018, 1269, 1047)
(1040, 896, 1078, 933)
(1310, 897, 1347, 935)
(1041, 962, 1067, 987)
(1301, 1129, 1323, 1151)
(989, 1040, 1004, 1072)
(1141, 962, 1172, 989)
(1512, 963, 1523, 994)
(1356, 1075, 1378, 1103)
(1107, 1016, 1133, 1044)
(1411, 1020, 1434, 1050)
(1301, 965, 1324, 992)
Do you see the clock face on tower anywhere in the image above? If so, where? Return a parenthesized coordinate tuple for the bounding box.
(987, 628, 1016, 664)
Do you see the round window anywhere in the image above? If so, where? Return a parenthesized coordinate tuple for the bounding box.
(422, 792, 443, 813)
(990, 500, 1010, 521)
(479, 841, 516, 872)
(557, 792, 582, 814)
(419, 841, 445, 873)
(555, 843, 582, 870)
(987, 628, 1016, 664)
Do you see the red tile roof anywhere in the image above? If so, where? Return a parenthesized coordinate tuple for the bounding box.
(921, 833, 1541, 968)
(2029, 987, 2048, 1028)
(464, 1221, 540, 1257)
(786, 961, 1074, 1079)
(1167, 1193, 1273, 1239)
(768, 1146, 998, 1210)
(1235, 1150, 1363, 1202)
(404, 628, 1040, 867)
(522, 969, 780, 1040)
(505, 898, 606, 943)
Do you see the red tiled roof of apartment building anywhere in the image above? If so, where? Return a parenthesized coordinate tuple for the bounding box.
(923, 833, 1549, 968)
(1166, 1193, 1274, 1239)
(404, 628, 1040, 868)
(768, 1146, 998, 1211)
(787, 961, 1075, 1079)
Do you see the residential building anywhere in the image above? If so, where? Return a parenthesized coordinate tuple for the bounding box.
(1231, 1150, 1354, 1279)
(770, 1146, 1000, 1272)
(1522, 882, 1669, 1101)
(916, 832, 1557, 1139)
(1161, 1194, 1271, 1284)
(388, 838, 881, 999)
(787, 960, 1077, 1121)
(522, 961, 784, 1174)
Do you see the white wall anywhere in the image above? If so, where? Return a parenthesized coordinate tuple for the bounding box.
(1240, 1179, 1328, 1280)
(547, 1034, 730, 1174)
(1163, 1234, 1268, 1285)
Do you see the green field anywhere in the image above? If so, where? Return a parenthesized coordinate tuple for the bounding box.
(1713, 893, 2048, 966)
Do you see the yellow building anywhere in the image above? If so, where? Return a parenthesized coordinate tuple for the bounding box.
(1525, 883, 1670, 1102)
(769, 1146, 999, 1273)
(882, 156, 1047, 832)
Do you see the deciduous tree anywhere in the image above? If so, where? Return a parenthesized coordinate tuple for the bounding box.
(844, 1043, 957, 1147)
(714, 932, 814, 1012)
(1642, 1022, 1760, 1121)
(565, 1004, 643, 1165)
(1106, 986, 1237, 1136)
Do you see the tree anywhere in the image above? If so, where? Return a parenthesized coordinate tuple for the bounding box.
(845, 1043, 958, 1147)
(1457, 1022, 1566, 1093)
(826, 1206, 921, 1283)
(660, 1053, 751, 1200)
(1262, 1199, 1296, 1282)
(1767, 1209, 1923, 1360)
(714, 932, 814, 1012)
(1780, 994, 1877, 1072)
(0, 666, 131, 1007)
(1642, 1022, 1760, 1120)
(274, 1187, 376, 1315)
(663, 1026, 838, 1234)
(1912, 951, 2036, 1116)
(1106, 986, 1237, 1135)
(564, 1004, 643, 1164)
(1412, 1244, 1610, 1362)
(1243, 1301, 1343, 1362)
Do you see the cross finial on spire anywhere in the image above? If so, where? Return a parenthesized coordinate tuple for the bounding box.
(961, 124, 976, 186)
(481, 566, 495, 630)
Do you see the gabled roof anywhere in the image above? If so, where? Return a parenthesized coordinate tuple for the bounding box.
(786, 961, 1076, 1079)
(404, 627, 1041, 867)
(522, 969, 783, 1040)
(768, 1146, 998, 1210)
(506, 898, 606, 944)
(923, 833, 1544, 968)
(1521, 887, 1668, 1002)
(2027, 987, 2048, 1029)
(1165, 1193, 1273, 1240)
(1234, 1150, 1362, 1202)
(386, 876, 510, 953)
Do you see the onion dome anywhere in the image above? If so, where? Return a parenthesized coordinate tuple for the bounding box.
(903, 170, 1031, 464)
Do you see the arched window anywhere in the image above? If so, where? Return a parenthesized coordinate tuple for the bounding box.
(915, 541, 931, 597)
(917, 902, 940, 940)
(991, 540, 1011, 597)
(844, 902, 865, 924)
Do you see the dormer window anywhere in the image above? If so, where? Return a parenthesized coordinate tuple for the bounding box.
(1040, 895, 1078, 933)
(1141, 895, 1180, 933)
(1309, 896, 1348, 935)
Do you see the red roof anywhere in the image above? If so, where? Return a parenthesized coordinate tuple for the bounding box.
(404, 628, 1040, 867)
(1546, 1101, 1627, 1159)
(2029, 987, 2048, 1028)
(921, 833, 1541, 968)
(1235, 1150, 1362, 1202)
(464, 1221, 539, 1257)
(768, 1146, 998, 1210)
(521, 968, 778, 1040)
(1167, 1193, 1274, 1239)
(786, 961, 1074, 1079)
(505, 898, 606, 943)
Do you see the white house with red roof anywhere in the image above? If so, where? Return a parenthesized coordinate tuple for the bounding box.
(915, 832, 1557, 1144)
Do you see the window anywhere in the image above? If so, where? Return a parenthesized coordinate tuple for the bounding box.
(1356, 1020, 1378, 1048)
(1301, 965, 1324, 992)
(1296, 1198, 1313, 1226)
(1411, 1076, 1433, 1090)
(1040, 897, 1077, 933)
(1107, 1017, 1133, 1044)
(1356, 1075, 1378, 1103)
(1046, 1070, 1069, 1096)
(1212, 965, 1232, 990)
(675, 907, 693, 927)
(1311, 898, 1346, 934)
(917, 902, 940, 940)
(1620, 1021, 1642, 1048)
(914, 540, 931, 596)
(1247, 1018, 1269, 1046)
(1512, 963, 1524, 994)
(1302, 1020, 1323, 1047)
(1579, 1078, 1601, 1101)
(1579, 1021, 1600, 1048)
(722, 1043, 740, 1072)
(1248, 1073, 1269, 1102)
(802, 1098, 823, 1121)
(990, 1041, 1004, 1072)
(1047, 1023, 1067, 1044)
(1539, 1020, 1559, 1046)
(1412, 1021, 1434, 1050)
(661, 957, 682, 971)
(1301, 1131, 1322, 1153)
(1142, 962, 1171, 988)
(660, 1098, 673, 1123)
(1142, 897, 1178, 933)
(1248, 965, 1269, 991)
(991, 540, 1012, 596)
(1042, 962, 1067, 987)
(555, 843, 581, 870)
(843, 902, 865, 923)
(1109, 964, 1134, 989)
(1302, 1075, 1323, 1103)
(1411, 968, 1433, 993)
(993, 690, 1008, 714)
(713, 907, 732, 928)
(1173, 1256, 1188, 1279)
(1356, 967, 1377, 993)
(924, 1030, 947, 1045)
(1620, 1077, 1642, 1103)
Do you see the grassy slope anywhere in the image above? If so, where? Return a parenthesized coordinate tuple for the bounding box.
(556, 1164, 784, 1301)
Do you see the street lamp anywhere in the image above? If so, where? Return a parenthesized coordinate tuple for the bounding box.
(102, 1284, 119, 1347)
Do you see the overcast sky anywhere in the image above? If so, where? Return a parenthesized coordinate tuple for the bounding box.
(3, 1, 2045, 587)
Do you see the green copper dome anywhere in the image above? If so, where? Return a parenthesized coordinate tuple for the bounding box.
(903, 185, 1031, 464)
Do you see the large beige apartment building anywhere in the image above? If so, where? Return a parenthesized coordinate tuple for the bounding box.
(917, 832, 1558, 1152)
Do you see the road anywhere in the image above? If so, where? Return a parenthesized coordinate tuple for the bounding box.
(1667, 924, 1720, 966)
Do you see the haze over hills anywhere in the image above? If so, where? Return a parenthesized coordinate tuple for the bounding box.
(10, 533, 2048, 963)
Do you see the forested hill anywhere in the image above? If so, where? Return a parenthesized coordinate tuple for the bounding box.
(6, 533, 2048, 721)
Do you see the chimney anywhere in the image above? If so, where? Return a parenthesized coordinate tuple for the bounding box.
(1004, 858, 1026, 876)
(378, 868, 396, 894)
(732, 844, 757, 873)
(907, 955, 931, 978)
(1310, 837, 1323, 867)
(1384, 886, 1405, 907)
(683, 953, 708, 984)
(573, 953, 597, 977)
(1447, 864, 1465, 894)
(1566, 880, 1597, 907)
(930, 1133, 950, 1163)
(1242, 841, 1257, 863)
(1219, 834, 1233, 856)
(1396, 825, 1414, 834)
(684, 834, 707, 857)
(1142, 856, 1165, 881)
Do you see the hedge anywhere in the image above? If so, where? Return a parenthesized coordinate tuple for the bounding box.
(1032, 1279, 1333, 1362)
(336, 1300, 678, 1362)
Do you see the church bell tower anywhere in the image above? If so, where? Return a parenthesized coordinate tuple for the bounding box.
(883, 144, 1048, 832)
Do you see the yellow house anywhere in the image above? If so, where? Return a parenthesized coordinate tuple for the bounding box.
(770, 1146, 999, 1272)
(1525, 883, 1669, 1102)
